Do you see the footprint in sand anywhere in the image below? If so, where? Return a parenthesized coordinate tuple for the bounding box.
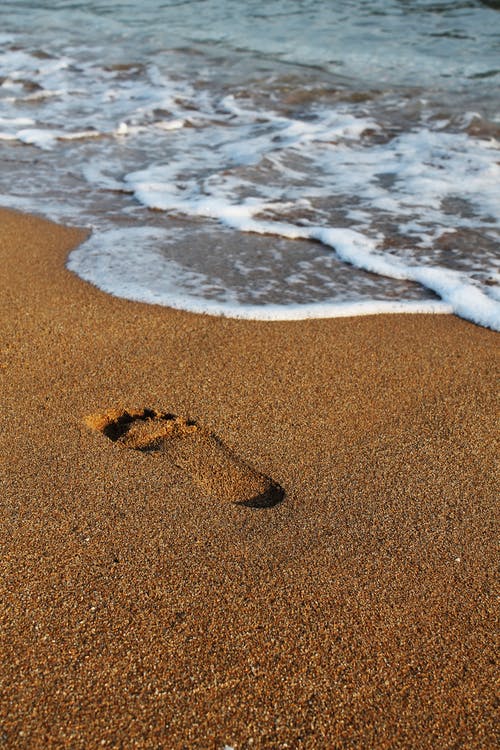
(85, 408, 284, 508)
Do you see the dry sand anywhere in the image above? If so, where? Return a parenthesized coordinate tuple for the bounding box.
(0, 207, 498, 749)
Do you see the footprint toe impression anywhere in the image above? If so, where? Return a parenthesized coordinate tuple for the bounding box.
(85, 408, 284, 508)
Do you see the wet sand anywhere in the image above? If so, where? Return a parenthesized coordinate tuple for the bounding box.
(0, 207, 498, 749)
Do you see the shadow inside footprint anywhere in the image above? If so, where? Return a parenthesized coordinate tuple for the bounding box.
(85, 408, 285, 508)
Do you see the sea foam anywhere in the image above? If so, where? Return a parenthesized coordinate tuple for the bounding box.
(1, 6, 499, 330)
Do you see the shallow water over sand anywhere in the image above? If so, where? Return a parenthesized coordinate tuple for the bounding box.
(1, 1, 499, 327)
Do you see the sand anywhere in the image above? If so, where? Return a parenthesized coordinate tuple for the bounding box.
(0, 207, 498, 749)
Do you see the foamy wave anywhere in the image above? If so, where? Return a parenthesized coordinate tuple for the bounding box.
(1, 25, 499, 330)
(67, 227, 451, 320)
(68, 220, 499, 329)
(120, 124, 500, 329)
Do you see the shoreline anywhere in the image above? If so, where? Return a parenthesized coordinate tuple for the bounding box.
(66, 225, 455, 325)
(1, 207, 498, 748)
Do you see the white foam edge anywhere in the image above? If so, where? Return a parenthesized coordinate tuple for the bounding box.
(111, 186, 500, 330)
(7, 125, 143, 150)
(65, 226, 451, 322)
(82, 288, 451, 321)
(1, 128, 99, 148)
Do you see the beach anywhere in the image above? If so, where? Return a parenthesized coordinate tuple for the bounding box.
(0, 207, 498, 748)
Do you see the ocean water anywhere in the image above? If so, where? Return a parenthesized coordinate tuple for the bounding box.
(1, 0, 499, 328)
